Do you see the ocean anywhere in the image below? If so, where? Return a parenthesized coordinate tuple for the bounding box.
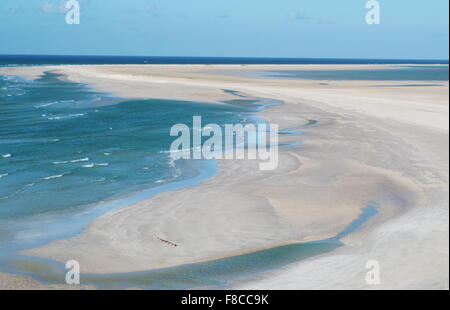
(0, 55, 448, 66)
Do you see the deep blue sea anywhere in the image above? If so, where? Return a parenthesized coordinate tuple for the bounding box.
(0, 55, 448, 66)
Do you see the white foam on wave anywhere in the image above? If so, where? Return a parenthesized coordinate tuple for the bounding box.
(23, 183, 35, 189)
(70, 157, 89, 163)
(53, 160, 69, 165)
(47, 113, 86, 120)
(11, 182, 35, 196)
(43, 173, 66, 180)
(35, 101, 58, 108)
(104, 153, 112, 156)
(1, 154, 12, 158)
(0, 173, 8, 179)
(35, 99, 76, 109)
(96, 163, 109, 167)
(82, 163, 109, 168)
(53, 157, 89, 165)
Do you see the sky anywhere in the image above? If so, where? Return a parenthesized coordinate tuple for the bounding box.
(0, 0, 448, 59)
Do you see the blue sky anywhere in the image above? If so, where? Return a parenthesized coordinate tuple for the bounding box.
(0, 0, 448, 59)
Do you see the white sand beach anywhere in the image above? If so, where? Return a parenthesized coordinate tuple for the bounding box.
(0, 64, 448, 289)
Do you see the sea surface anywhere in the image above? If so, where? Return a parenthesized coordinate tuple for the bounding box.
(0, 72, 258, 223)
(0, 55, 448, 66)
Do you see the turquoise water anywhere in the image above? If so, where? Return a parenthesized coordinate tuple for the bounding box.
(4, 204, 379, 290)
(1, 55, 447, 66)
(0, 72, 257, 222)
(10, 241, 341, 289)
